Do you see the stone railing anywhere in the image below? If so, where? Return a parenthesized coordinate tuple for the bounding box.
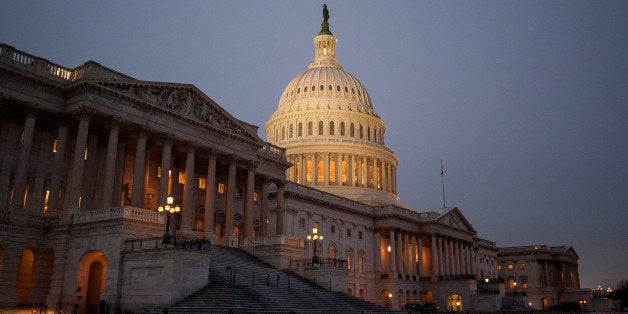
(289, 258, 348, 269)
(244, 234, 304, 248)
(286, 183, 372, 213)
(0, 43, 81, 82)
(72, 206, 163, 225)
(28, 214, 59, 226)
(259, 142, 287, 162)
(0, 209, 10, 221)
(123, 236, 210, 252)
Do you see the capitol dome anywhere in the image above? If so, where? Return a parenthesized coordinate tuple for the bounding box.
(266, 5, 399, 205)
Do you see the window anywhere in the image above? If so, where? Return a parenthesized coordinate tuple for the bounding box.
(320, 85, 324, 91)
(329, 121, 334, 135)
(83, 148, 88, 160)
(497, 265, 502, 271)
(344, 86, 348, 92)
(217, 182, 225, 194)
(328, 85, 332, 90)
(336, 85, 340, 91)
(340, 122, 345, 136)
(299, 218, 305, 228)
(281, 126, 285, 140)
(509, 279, 516, 289)
(313, 221, 319, 229)
(317, 160, 324, 182)
(306, 160, 313, 183)
(519, 263, 525, 270)
(157, 166, 161, 178)
(289, 124, 293, 138)
(358, 231, 363, 240)
(341, 159, 347, 183)
(298, 123, 303, 137)
(330, 225, 336, 234)
(198, 177, 206, 190)
(297, 88, 300, 94)
(347, 254, 352, 270)
(253, 192, 259, 202)
(359, 125, 363, 139)
(52, 139, 58, 153)
(236, 187, 243, 198)
(350, 123, 355, 137)
(367, 126, 371, 141)
(43, 190, 50, 213)
(508, 264, 514, 270)
(311, 85, 315, 91)
(178, 172, 186, 184)
(304, 86, 307, 92)
(358, 256, 364, 273)
(308, 121, 313, 136)
(329, 160, 336, 183)
(346, 229, 352, 238)
(318, 121, 324, 135)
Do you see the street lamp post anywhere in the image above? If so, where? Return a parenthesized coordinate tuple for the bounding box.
(157, 196, 180, 245)
(306, 227, 324, 265)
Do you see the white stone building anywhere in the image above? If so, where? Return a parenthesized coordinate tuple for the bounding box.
(0, 7, 585, 313)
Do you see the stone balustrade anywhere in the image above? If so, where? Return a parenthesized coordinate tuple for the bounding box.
(0, 43, 80, 81)
(72, 206, 164, 225)
(245, 234, 304, 248)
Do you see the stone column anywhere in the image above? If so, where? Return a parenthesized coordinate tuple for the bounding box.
(373, 229, 382, 273)
(181, 144, 196, 234)
(356, 156, 363, 187)
(389, 229, 396, 273)
(112, 138, 127, 206)
(300, 154, 306, 185)
(396, 230, 403, 274)
(336, 154, 342, 185)
(323, 153, 329, 185)
(418, 235, 423, 277)
(438, 236, 444, 276)
(11, 108, 37, 207)
(243, 161, 256, 238)
(158, 137, 172, 206)
(373, 159, 379, 190)
(203, 152, 217, 239)
(431, 234, 438, 277)
(312, 154, 318, 185)
(0, 124, 19, 209)
(64, 110, 91, 210)
(101, 119, 120, 209)
(224, 157, 237, 241)
(410, 234, 417, 276)
(348, 154, 355, 187)
(403, 232, 410, 275)
(275, 180, 285, 235)
(130, 129, 147, 208)
(47, 121, 68, 213)
(28, 133, 52, 214)
(258, 179, 270, 236)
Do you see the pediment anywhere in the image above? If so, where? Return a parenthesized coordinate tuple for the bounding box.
(436, 207, 476, 233)
(91, 80, 261, 145)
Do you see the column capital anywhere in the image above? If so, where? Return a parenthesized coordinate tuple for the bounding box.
(108, 116, 122, 130)
(75, 105, 94, 121)
(24, 104, 41, 117)
(246, 160, 259, 170)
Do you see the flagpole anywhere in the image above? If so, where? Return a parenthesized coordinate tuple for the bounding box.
(441, 160, 446, 208)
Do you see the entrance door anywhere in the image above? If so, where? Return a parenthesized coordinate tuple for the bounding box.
(86, 261, 104, 314)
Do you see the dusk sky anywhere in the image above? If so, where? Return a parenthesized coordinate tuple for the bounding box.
(1, 1, 626, 289)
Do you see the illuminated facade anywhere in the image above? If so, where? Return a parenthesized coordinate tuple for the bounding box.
(0, 7, 585, 313)
(498, 245, 590, 310)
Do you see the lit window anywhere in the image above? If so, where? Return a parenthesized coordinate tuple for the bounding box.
(347, 254, 352, 270)
(253, 192, 259, 202)
(198, 177, 206, 190)
(522, 282, 528, 289)
(43, 190, 50, 213)
(52, 139, 58, 153)
(157, 166, 161, 178)
(313, 221, 319, 229)
(299, 218, 305, 228)
(83, 148, 88, 160)
(497, 265, 502, 271)
(217, 183, 225, 194)
(329, 160, 336, 183)
(519, 263, 525, 270)
(196, 219, 203, 230)
(509, 279, 516, 289)
(508, 264, 514, 270)
(317, 160, 324, 183)
(358, 256, 364, 273)
(178, 172, 186, 184)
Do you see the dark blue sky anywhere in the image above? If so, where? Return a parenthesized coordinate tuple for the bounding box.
(1, 0, 626, 289)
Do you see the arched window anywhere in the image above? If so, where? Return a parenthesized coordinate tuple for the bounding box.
(308, 121, 313, 136)
(318, 121, 324, 135)
(374, 127, 377, 142)
(329, 121, 335, 135)
(350, 123, 355, 137)
(340, 122, 345, 136)
(298, 122, 303, 137)
(317, 160, 324, 183)
(306, 160, 313, 183)
(289, 124, 294, 138)
(341, 159, 348, 183)
(448, 294, 462, 312)
(329, 160, 336, 183)
(295, 161, 300, 183)
(367, 126, 371, 141)
(359, 125, 363, 139)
